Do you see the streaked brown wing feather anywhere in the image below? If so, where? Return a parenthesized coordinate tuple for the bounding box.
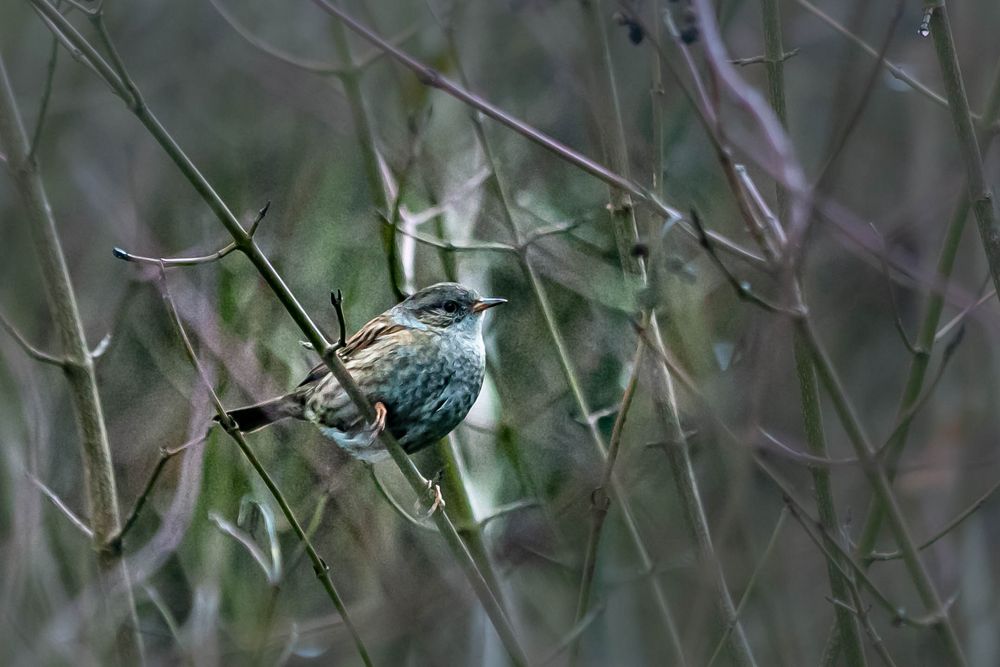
(296, 315, 407, 387)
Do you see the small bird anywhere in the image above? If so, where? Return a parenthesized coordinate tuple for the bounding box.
(224, 283, 505, 464)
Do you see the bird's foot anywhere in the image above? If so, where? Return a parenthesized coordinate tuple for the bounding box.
(372, 401, 387, 436)
(422, 477, 446, 517)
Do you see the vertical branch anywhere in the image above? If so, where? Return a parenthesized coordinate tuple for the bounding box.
(757, 2, 868, 665)
(797, 317, 967, 666)
(0, 54, 144, 664)
(928, 2, 1000, 296)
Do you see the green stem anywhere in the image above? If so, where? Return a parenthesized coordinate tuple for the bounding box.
(797, 317, 966, 666)
(758, 1, 867, 664)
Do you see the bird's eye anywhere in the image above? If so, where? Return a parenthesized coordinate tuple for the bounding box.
(443, 300, 459, 314)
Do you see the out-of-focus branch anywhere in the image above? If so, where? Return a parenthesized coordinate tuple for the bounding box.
(28, 472, 94, 538)
(108, 433, 208, 554)
(705, 508, 788, 667)
(0, 311, 67, 367)
(574, 333, 644, 631)
(796, 316, 966, 665)
(0, 49, 144, 665)
(28, 27, 59, 162)
(928, 3, 1000, 299)
(422, 0, 686, 654)
(209, 0, 422, 77)
(867, 475, 1000, 563)
(756, 2, 868, 663)
(793, 0, 975, 120)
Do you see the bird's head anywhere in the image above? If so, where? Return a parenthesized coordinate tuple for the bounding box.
(394, 282, 506, 333)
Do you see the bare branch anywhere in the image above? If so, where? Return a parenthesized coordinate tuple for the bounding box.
(28, 32, 59, 163)
(0, 311, 66, 367)
(689, 210, 798, 315)
(871, 223, 927, 357)
(113, 242, 239, 267)
(935, 283, 995, 341)
(731, 48, 800, 67)
(868, 476, 1000, 562)
(330, 289, 347, 350)
(108, 432, 208, 554)
(154, 265, 373, 665)
(210, 0, 423, 77)
(27, 472, 94, 538)
(793, 0, 973, 120)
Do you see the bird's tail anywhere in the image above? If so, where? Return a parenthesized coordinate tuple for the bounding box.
(218, 395, 302, 433)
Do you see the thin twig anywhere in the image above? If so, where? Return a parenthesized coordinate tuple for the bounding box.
(209, 510, 281, 586)
(706, 508, 788, 667)
(329, 289, 347, 350)
(574, 334, 645, 629)
(108, 433, 208, 554)
(873, 224, 926, 357)
(28, 27, 59, 163)
(689, 210, 796, 315)
(113, 202, 270, 268)
(536, 602, 606, 666)
(797, 316, 967, 663)
(0, 311, 66, 367)
(878, 325, 965, 459)
(113, 243, 239, 267)
(867, 475, 1000, 563)
(793, 0, 972, 119)
(367, 465, 435, 533)
(27, 472, 94, 538)
(849, 54, 1000, 583)
(209, 0, 421, 77)
(0, 47, 143, 663)
(731, 48, 800, 67)
(843, 579, 900, 667)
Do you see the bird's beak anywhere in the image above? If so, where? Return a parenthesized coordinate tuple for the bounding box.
(472, 297, 507, 313)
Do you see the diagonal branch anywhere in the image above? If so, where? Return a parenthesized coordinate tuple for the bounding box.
(0, 310, 66, 367)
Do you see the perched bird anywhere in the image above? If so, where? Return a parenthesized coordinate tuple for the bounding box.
(223, 282, 505, 463)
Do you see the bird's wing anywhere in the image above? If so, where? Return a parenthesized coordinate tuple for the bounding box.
(296, 314, 408, 387)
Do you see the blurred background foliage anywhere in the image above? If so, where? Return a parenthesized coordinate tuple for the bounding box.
(2, 0, 1000, 665)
